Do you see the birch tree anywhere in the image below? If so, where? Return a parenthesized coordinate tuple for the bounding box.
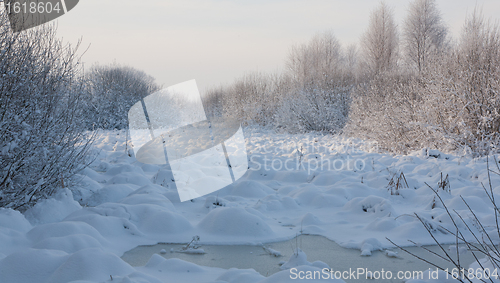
(361, 2, 399, 75)
(403, 0, 448, 73)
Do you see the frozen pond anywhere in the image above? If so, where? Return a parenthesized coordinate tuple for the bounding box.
(122, 235, 478, 282)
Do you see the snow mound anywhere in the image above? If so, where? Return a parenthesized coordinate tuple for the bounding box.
(108, 172, 151, 187)
(385, 250, 401, 258)
(254, 195, 300, 211)
(104, 164, 145, 177)
(288, 186, 323, 206)
(360, 238, 384, 256)
(119, 185, 176, 210)
(278, 248, 329, 272)
(145, 254, 166, 268)
(27, 221, 107, 246)
(0, 208, 32, 232)
(198, 207, 274, 237)
(128, 184, 170, 196)
(274, 171, 309, 183)
(47, 248, 134, 283)
(445, 195, 491, 214)
(24, 189, 81, 225)
(32, 234, 102, 253)
(0, 248, 69, 283)
(229, 180, 275, 198)
(216, 268, 265, 283)
(366, 217, 399, 231)
(152, 168, 175, 187)
(85, 184, 136, 206)
(310, 194, 347, 208)
(343, 195, 395, 217)
(298, 213, 325, 226)
(280, 248, 311, 270)
(139, 210, 193, 235)
(64, 213, 144, 238)
(204, 195, 229, 209)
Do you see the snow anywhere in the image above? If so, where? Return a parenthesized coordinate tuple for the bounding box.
(24, 189, 82, 225)
(216, 268, 265, 283)
(198, 207, 274, 239)
(47, 248, 135, 283)
(280, 249, 310, 269)
(0, 128, 499, 282)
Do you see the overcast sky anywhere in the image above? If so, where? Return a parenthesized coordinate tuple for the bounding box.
(54, 0, 500, 93)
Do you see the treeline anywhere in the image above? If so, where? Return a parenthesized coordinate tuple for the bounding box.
(203, 32, 355, 134)
(0, 14, 159, 210)
(203, 0, 500, 156)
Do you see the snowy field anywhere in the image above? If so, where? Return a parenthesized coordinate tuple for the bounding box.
(1, 127, 499, 283)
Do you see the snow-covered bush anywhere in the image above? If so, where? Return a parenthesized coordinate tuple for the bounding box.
(348, 8, 500, 156)
(423, 10, 500, 155)
(203, 72, 291, 127)
(278, 31, 354, 133)
(203, 32, 354, 134)
(346, 72, 425, 153)
(0, 16, 93, 210)
(84, 63, 160, 130)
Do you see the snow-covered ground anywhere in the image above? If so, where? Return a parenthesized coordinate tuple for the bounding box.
(1, 127, 499, 283)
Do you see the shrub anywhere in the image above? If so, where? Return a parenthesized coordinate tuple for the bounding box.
(0, 17, 94, 210)
(84, 63, 160, 130)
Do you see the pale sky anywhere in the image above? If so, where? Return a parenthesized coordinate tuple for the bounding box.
(53, 0, 500, 93)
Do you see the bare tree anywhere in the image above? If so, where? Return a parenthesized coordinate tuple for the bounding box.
(287, 31, 342, 88)
(361, 2, 399, 75)
(403, 0, 448, 73)
(345, 44, 359, 73)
